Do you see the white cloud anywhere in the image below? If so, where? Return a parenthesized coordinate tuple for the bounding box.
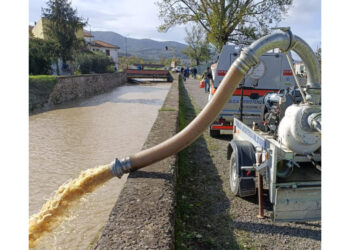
(29, 0, 187, 42)
(69, 0, 165, 38)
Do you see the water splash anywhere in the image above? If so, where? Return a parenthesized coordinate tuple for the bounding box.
(29, 164, 114, 248)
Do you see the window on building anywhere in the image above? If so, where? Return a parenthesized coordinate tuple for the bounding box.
(106, 49, 110, 56)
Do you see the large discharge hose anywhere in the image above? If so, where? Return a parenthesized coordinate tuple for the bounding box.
(110, 66, 244, 177)
(111, 28, 321, 178)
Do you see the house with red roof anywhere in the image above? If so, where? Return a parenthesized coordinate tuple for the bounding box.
(84, 31, 120, 70)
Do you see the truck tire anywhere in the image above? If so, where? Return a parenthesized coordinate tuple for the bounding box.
(229, 151, 240, 195)
(209, 128, 220, 137)
(228, 140, 256, 197)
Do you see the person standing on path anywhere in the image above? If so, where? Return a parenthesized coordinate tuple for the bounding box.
(184, 67, 190, 81)
(193, 67, 197, 79)
(202, 67, 212, 93)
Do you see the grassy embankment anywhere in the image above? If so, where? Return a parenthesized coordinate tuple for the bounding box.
(175, 77, 244, 249)
(29, 75, 57, 84)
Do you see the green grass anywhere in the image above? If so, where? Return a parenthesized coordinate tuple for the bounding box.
(175, 80, 246, 249)
(175, 80, 200, 249)
(29, 75, 57, 84)
(29, 75, 58, 92)
(29, 75, 58, 91)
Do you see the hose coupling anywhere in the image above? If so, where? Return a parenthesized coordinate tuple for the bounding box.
(233, 47, 259, 75)
(308, 112, 321, 133)
(110, 157, 132, 178)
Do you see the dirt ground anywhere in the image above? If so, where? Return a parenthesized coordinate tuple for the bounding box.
(175, 76, 321, 250)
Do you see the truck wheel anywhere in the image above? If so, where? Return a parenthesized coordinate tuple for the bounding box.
(229, 151, 240, 195)
(228, 140, 256, 197)
(209, 128, 220, 137)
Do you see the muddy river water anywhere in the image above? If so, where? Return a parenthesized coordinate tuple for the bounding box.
(29, 83, 170, 249)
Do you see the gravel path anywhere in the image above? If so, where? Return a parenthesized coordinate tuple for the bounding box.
(180, 76, 321, 250)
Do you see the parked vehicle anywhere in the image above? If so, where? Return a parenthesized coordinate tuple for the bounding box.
(208, 45, 296, 137)
(175, 66, 182, 73)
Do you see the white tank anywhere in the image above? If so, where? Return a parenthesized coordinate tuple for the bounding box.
(278, 104, 321, 154)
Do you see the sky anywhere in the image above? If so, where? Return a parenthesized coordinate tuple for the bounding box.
(29, 0, 321, 50)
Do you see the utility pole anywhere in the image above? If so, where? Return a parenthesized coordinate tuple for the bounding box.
(125, 35, 128, 69)
(165, 46, 177, 68)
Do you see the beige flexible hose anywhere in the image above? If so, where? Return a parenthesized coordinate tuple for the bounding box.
(112, 29, 320, 177)
(130, 66, 245, 170)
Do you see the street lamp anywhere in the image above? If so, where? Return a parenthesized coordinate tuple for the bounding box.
(165, 46, 177, 68)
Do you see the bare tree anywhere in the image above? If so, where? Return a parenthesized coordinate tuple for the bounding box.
(156, 0, 292, 51)
(183, 25, 212, 65)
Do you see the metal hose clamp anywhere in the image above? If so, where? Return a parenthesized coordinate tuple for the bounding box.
(110, 157, 132, 178)
(308, 112, 321, 133)
(233, 47, 259, 75)
(271, 27, 294, 52)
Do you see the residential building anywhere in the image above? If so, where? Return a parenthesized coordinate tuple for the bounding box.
(86, 37, 120, 70)
(31, 19, 120, 72)
(31, 18, 84, 40)
(83, 30, 94, 44)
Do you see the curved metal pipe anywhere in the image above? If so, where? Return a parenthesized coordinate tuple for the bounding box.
(111, 29, 321, 177)
(236, 30, 320, 103)
(291, 36, 321, 104)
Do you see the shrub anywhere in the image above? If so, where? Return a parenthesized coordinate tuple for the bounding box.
(75, 52, 115, 74)
(75, 53, 92, 74)
(106, 64, 116, 73)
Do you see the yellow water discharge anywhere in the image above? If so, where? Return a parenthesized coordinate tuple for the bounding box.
(29, 164, 114, 248)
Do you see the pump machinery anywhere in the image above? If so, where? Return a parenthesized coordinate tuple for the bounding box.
(110, 28, 321, 222)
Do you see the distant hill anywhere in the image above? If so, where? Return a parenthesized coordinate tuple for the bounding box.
(91, 31, 189, 62)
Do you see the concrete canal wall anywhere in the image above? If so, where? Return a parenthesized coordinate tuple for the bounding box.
(48, 72, 127, 104)
(95, 80, 179, 249)
(29, 72, 127, 111)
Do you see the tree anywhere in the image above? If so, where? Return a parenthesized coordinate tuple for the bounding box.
(156, 0, 293, 51)
(42, 0, 87, 63)
(118, 55, 146, 70)
(29, 38, 59, 75)
(182, 25, 212, 65)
